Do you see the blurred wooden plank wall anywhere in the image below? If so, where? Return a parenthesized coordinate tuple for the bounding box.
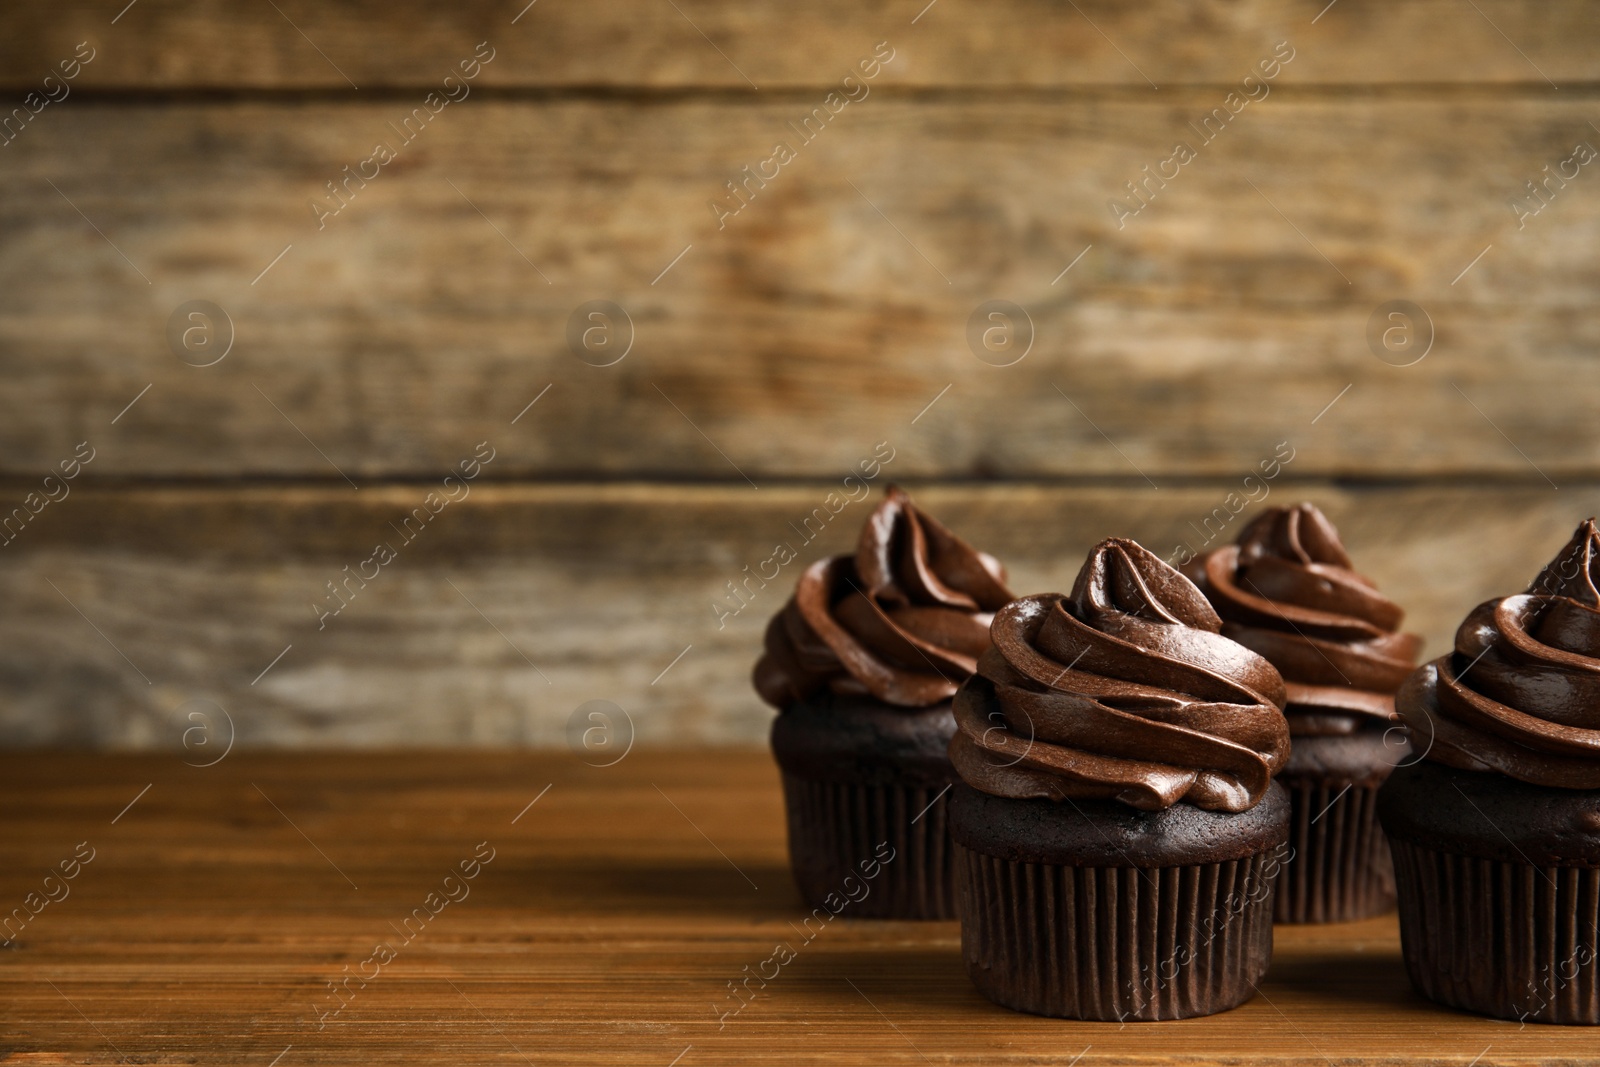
(2, 0, 1598, 747)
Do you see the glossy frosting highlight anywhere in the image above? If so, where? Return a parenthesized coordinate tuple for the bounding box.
(1396, 519, 1600, 789)
(1187, 503, 1422, 735)
(754, 486, 1012, 709)
(951, 538, 1290, 812)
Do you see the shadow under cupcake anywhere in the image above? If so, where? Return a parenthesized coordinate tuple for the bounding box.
(754, 485, 1012, 920)
(949, 538, 1292, 1020)
(1382, 518, 1600, 1025)
(1186, 503, 1423, 923)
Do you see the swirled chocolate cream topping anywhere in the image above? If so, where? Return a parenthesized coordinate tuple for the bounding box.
(1396, 519, 1600, 789)
(754, 486, 1013, 709)
(1187, 503, 1422, 735)
(951, 538, 1290, 812)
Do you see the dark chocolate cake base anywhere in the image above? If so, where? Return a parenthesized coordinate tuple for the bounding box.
(1274, 729, 1401, 924)
(770, 693, 958, 920)
(780, 774, 953, 919)
(1380, 760, 1600, 1024)
(950, 782, 1290, 1020)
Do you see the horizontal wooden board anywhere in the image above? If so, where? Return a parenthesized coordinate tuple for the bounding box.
(1, 1, 1596, 90)
(3, 96, 1599, 481)
(2, 481, 1596, 747)
(1, 749, 1596, 1065)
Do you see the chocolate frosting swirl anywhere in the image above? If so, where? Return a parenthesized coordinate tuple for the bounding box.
(1396, 519, 1600, 789)
(754, 486, 1013, 709)
(1186, 503, 1422, 736)
(950, 538, 1290, 812)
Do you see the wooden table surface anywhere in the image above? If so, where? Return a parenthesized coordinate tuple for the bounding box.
(1, 750, 1593, 1065)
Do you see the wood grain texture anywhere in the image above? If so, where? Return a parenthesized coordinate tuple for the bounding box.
(1, 749, 1595, 1065)
(3, 96, 1598, 480)
(2, 481, 1595, 747)
(4, 1, 1599, 755)
(1, 0, 1596, 90)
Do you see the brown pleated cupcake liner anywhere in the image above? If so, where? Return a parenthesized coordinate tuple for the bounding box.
(780, 772, 954, 920)
(954, 843, 1278, 1020)
(1274, 779, 1395, 924)
(1389, 838, 1600, 1024)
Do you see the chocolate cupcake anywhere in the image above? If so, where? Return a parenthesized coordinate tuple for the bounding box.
(1187, 503, 1423, 922)
(755, 486, 1012, 919)
(949, 538, 1291, 1020)
(1381, 519, 1600, 1025)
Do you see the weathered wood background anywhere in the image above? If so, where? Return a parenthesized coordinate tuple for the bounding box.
(3, 0, 1598, 747)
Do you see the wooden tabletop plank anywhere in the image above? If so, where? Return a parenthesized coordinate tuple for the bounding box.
(0, 750, 1590, 1064)
(2, 0, 1595, 90)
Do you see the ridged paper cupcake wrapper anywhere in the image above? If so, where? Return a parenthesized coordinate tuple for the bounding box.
(780, 773, 954, 920)
(1390, 838, 1600, 1024)
(954, 843, 1277, 1020)
(1275, 779, 1394, 924)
